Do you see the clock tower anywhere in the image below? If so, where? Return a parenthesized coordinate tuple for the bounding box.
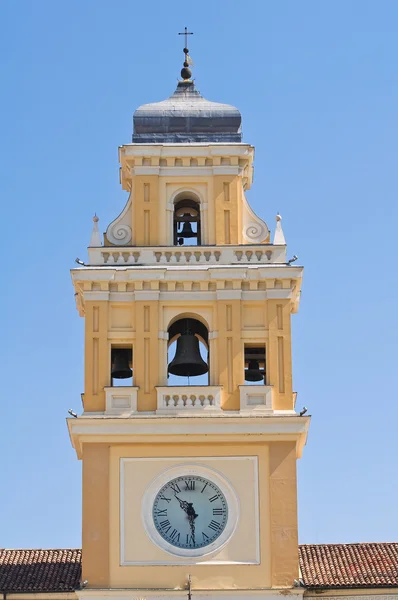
(68, 39, 309, 600)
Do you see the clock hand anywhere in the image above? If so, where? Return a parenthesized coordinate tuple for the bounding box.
(188, 513, 196, 545)
(186, 502, 198, 519)
(175, 495, 198, 518)
(174, 494, 190, 513)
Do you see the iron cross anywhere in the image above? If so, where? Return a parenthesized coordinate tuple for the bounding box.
(178, 27, 193, 48)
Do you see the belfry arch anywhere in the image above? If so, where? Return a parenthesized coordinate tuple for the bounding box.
(173, 195, 201, 246)
(167, 317, 209, 384)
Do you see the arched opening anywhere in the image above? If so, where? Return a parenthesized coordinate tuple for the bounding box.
(173, 199, 201, 246)
(110, 346, 133, 387)
(244, 345, 266, 385)
(167, 317, 209, 385)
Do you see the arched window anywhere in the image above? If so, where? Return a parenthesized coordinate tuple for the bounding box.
(167, 317, 209, 385)
(173, 199, 201, 246)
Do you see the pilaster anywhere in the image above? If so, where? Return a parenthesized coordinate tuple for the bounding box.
(84, 300, 109, 412)
(135, 299, 160, 411)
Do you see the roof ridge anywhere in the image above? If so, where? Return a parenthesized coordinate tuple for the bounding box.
(0, 548, 81, 552)
(299, 542, 398, 547)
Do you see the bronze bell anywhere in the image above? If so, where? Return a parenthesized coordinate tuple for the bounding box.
(168, 331, 208, 377)
(111, 348, 132, 379)
(245, 359, 264, 382)
(179, 217, 196, 238)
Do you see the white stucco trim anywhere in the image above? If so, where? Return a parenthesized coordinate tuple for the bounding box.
(122, 143, 254, 157)
(76, 590, 305, 600)
(67, 415, 310, 459)
(137, 462, 241, 560)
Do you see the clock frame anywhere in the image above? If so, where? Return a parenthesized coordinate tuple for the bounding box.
(142, 464, 240, 558)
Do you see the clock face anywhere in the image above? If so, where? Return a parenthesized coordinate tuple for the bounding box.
(152, 475, 228, 549)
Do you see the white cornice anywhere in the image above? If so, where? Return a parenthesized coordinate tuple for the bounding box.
(121, 143, 254, 157)
(80, 289, 296, 303)
(133, 167, 244, 177)
(71, 266, 303, 279)
(77, 590, 304, 600)
(67, 414, 310, 460)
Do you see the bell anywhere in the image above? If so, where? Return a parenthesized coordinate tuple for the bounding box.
(245, 359, 264, 382)
(111, 348, 132, 379)
(168, 331, 208, 377)
(179, 217, 196, 238)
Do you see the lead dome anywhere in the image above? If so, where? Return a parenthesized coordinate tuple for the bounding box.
(133, 80, 242, 144)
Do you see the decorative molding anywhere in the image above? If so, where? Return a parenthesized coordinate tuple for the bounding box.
(106, 193, 133, 246)
(119, 144, 255, 190)
(242, 193, 269, 244)
(122, 143, 254, 157)
(89, 214, 102, 247)
(156, 386, 222, 415)
(68, 415, 311, 460)
(239, 385, 273, 413)
(243, 221, 269, 243)
(105, 386, 139, 415)
(88, 244, 287, 267)
(77, 591, 305, 600)
(139, 463, 240, 560)
(273, 213, 286, 245)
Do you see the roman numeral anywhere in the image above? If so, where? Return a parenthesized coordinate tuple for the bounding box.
(159, 494, 171, 503)
(209, 494, 219, 502)
(169, 482, 181, 494)
(184, 480, 195, 491)
(202, 532, 210, 542)
(208, 520, 221, 532)
(169, 529, 180, 542)
(213, 508, 224, 516)
(155, 509, 167, 517)
(201, 482, 209, 493)
(159, 519, 171, 529)
(186, 534, 195, 546)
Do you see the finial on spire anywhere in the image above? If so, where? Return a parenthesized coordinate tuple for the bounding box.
(89, 213, 102, 247)
(273, 213, 286, 245)
(178, 27, 194, 80)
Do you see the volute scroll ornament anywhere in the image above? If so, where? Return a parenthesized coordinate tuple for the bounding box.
(241, 192, 269, 244)
(243, 221, 269, 244)
(107, 223, 132, 245)
(105, 195, 133, 246)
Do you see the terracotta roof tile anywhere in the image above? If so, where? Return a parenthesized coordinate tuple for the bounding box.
(299, 543, 398, 588)
(0, 549, 81, 593)
(1, 544, 398, 592)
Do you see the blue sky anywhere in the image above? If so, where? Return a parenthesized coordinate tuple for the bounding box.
(1, 0, 397, 548)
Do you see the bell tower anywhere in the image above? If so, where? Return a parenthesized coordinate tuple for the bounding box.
(69, 36, 309, 600)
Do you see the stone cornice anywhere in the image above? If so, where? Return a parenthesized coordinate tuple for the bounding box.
(71, 265, 303, 316)
(119, 143, 255, 190)
(67, 414, 310, 460)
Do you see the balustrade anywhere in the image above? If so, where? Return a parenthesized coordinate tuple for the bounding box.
(156, 386, 222, 414)
(88, 245, 286, 266)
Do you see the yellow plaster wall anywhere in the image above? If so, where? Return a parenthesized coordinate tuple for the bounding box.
(105, 441, 279, 590)
(269, 442, 299, 586)
(134, 300, 159, 411)
(132, 175, 160, 246)
(213, 176, 241, 245)
(80, 440, 299, 589)
(217, 299, 243, 409)
(82, 444, 110, 586)
(128, 173, 245, 248)
(82, 295, 294, 413)
(267, 300, 293, 410)
(84, 301, 109, 412)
